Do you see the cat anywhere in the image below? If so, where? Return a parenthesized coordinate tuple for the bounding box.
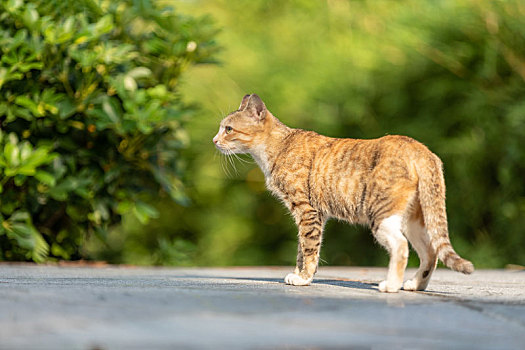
(213, 93, 474, 293)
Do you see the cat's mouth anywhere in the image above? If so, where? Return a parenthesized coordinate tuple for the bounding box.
(214, 142, 230, 154)
(213, 137, 242, 155)
(216, 144, 243, 156)
(213, 137, 225, 152)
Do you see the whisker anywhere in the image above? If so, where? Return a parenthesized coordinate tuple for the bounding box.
(230, 152, 254, 164)
(230, 150, 242, 175)
(224, 158, 234, 178)
(216, 142, 255, 179)
(220, 152, 233, 178)
(226, 150, 239, 176)
(220, 148, 233, 178)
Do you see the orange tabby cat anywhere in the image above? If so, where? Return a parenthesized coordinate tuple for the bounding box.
(213, 94, 473, 293)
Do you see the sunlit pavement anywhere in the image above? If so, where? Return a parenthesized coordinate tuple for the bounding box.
(1, 265, 524, 349)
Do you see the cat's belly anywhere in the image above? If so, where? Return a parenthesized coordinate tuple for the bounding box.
(310, 176, 369, 225)
(266, 170, 370, 225)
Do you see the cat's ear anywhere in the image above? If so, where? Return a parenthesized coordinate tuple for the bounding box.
(245, 94, 267, 121)
(238, 94, 251, 111)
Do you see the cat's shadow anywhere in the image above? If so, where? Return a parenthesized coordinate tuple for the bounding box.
(229, 276, 377, 291)
(228, 276, 450, 295)
(315, 278, 377, 290)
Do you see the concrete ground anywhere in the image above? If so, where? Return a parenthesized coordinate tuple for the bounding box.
(1, 265, 524, 350)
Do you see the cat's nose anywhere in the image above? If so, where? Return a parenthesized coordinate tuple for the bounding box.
(212, 136, 218, 144)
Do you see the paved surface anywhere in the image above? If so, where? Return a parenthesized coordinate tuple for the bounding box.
(1, 265, 524, 349)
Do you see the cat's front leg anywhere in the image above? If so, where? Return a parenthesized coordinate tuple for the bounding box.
(293, 242, 303, 275)
(285, 208, 325, 286)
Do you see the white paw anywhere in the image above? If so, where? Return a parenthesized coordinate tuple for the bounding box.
(284, 273, 312, 286)
(403, 278, 429, 291)
(403, 279, 419, 291)
(378, 280, 401, 293)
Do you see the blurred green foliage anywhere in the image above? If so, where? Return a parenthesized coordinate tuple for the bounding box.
(0, 0, 217, 261)
(3, 0, 523, 269)
(89, 0, 525, 269)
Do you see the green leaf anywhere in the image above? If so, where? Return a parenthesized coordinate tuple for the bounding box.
(3, 213, 49, 263)
(19, 142, 32, 161)
(8, 211, 30, 222)
(35, 171, 56, 186)
(0, 67, 7, 89)
(102, 97, 120, 123)
(116, 200, 133, 214)
(14, 175, 26, 186)
(5, 0, 23, 13)
(74, 187, 92, 199)
(23, 5, 40, 30)
(123, 75, 137, 91)
(127, 67, 152, 79)
(48, 178, 74, 201)
(152, 167, 190, 206)
(58, 98, 76, 119)
(133, 201, 159, 225)
(51, 243, 71, 260)
(4, 142, 20, 167)
(14, 96, 42, 117)
(94, 14, 114, 36)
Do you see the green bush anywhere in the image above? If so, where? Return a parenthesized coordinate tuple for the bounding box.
(0, 0, 217, 262)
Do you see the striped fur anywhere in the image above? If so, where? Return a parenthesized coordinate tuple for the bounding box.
(416, 156, 474, 274)
(213, 94, 474, 292)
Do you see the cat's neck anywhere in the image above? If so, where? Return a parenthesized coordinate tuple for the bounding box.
(249, 113, 293, 178)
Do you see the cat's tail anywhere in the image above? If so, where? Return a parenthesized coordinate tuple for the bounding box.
(416, 154, 474, 274)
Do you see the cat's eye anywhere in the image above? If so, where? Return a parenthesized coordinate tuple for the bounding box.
(225, 126, 233, 134)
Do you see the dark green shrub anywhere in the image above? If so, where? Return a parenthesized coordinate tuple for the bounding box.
(0, 0, 217, 261)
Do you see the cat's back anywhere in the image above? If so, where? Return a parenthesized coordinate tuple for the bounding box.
(278, 130, 432, 172)
(306, 133, 434, 222)
(315, 133, 433, 171)
(268, 128, 438, 220)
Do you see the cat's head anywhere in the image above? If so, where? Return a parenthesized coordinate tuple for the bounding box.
(213, 94, 269, 154)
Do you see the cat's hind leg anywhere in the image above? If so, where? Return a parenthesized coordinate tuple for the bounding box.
(403, 217, 437, 291)
(373, 214, 409, 293)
